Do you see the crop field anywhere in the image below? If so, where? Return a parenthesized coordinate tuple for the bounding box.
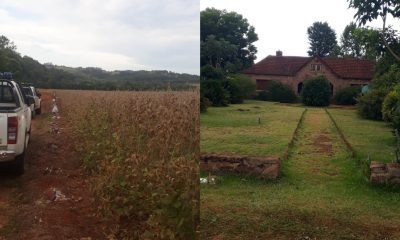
(53, 89, 200, 239)
(201, 101, 400, 240)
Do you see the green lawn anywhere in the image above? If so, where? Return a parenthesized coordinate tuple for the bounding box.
(201, 102, 400, 240)
(201, 100, 304, 157)
(328, 107, 396, 163)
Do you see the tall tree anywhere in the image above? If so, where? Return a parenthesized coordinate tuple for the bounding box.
(341, 22, 363, 57)
(201, 8, 258, 71)
(307, 21, 338, 57)
(348, 0, 400, 61)
(340, 23, 385, 60)
(0, 35, 16, 51)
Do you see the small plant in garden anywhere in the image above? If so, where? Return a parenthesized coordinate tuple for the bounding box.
(356, 89, 388, 120)
(382, 85, 400, 129)
(224, 74, 256, 104)
(301, 75, 331, 106)
(257, 81, 297, 103)
(334, 86, 360, 105)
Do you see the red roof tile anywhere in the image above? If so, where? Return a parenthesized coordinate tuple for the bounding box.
(242, 56, 312, 76)
(242, 56, 375, 80)
(319, 58, 375, 80)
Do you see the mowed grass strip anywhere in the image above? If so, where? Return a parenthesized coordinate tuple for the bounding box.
(328, 107, 396, 163)
(201, 100, 304, 157)
(201, 105, 400, 240)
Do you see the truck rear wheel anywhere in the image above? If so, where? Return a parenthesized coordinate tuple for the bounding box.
(13, 133, 28, 175)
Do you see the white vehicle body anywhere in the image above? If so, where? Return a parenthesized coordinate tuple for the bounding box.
(0, 80, 34, 173)
(22, 86, 42, 115)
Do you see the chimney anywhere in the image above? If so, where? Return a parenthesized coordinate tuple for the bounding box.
(276, 50, 282, 57)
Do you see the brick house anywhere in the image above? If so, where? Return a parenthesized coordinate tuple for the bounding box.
(242, 51, 375, 95)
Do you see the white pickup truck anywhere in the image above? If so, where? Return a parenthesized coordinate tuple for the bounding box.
(22, 85, 42, 116)
(0, 79, 35, 174)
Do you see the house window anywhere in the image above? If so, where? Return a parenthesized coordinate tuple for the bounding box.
(310, 64, 321, 71)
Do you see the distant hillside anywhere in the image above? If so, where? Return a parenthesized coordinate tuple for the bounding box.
(0, 35, 198, 90)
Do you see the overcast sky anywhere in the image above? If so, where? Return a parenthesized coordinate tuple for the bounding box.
(0, 0, 199, 74)
(201, 0, 399, 62)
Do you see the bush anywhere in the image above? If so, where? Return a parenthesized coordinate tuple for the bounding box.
(224, 74, 256, 104)
(334, 86, 360, 105)
(301, 76, 331, 106)
(370, 64, 400, 91)
(356, 89, 388, 120)
(200, 91, 211, 112)
(382, 91, 399, 122)
(382, 85, 400, 129)
(257, 81, 297, 103)
(200, 79, 230, 106)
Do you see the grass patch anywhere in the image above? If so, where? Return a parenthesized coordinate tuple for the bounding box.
(201, 105, 400, 239)
(201, 100, 304, 157)
(328, 107, 396, 163)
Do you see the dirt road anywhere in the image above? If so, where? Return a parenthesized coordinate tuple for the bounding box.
(0, 91, 106, 240)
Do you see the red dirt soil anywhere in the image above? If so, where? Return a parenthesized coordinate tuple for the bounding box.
(0, 90, 107, 239)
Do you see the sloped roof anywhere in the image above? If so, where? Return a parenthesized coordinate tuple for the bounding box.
(319, 57, 375, 80)
(242, 56, 375, 80)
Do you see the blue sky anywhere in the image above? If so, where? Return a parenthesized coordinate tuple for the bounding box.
(201, 0, 399, 62)
(0, 0, 200, 74)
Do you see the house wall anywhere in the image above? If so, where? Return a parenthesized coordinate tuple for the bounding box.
(246, 58, 371, 96)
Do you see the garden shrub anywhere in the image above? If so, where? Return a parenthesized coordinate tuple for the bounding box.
(201, 79, 230, 106)
(257, 81, 297, 103)
(224, 74, 256, 104)
(382, 85, 400, 129)
(301, 76, 331, 106)
(334, 86, 360, 105)
(200, 94, 211, 113)
(356, 89, 389, 120)
(370, 64, 400, 91)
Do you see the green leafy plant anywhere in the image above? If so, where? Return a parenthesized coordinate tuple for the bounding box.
(356, 89, 389, 120)
(257, 81, 297, 103)
(334, 86, 361, 105)
(301, 76, 331, 106)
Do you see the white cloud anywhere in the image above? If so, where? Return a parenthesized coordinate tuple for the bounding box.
(0, 0, 199, 74)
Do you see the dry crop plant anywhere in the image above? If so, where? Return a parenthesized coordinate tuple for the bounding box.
(55, 89, 200, 239)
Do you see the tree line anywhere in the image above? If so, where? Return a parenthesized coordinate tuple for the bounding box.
(0, 36, 199, 90)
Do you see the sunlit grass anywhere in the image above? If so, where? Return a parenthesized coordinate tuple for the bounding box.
(201, 100, 304, 157)
(201, 103, 400, 240)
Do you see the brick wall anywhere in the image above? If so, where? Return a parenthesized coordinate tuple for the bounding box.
(370, 161, 400, 186)
(200, 154, 281, 180)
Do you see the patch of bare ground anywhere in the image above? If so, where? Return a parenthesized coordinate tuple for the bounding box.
(313, 132, 333, 156)
(0, 91, 107, 239)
